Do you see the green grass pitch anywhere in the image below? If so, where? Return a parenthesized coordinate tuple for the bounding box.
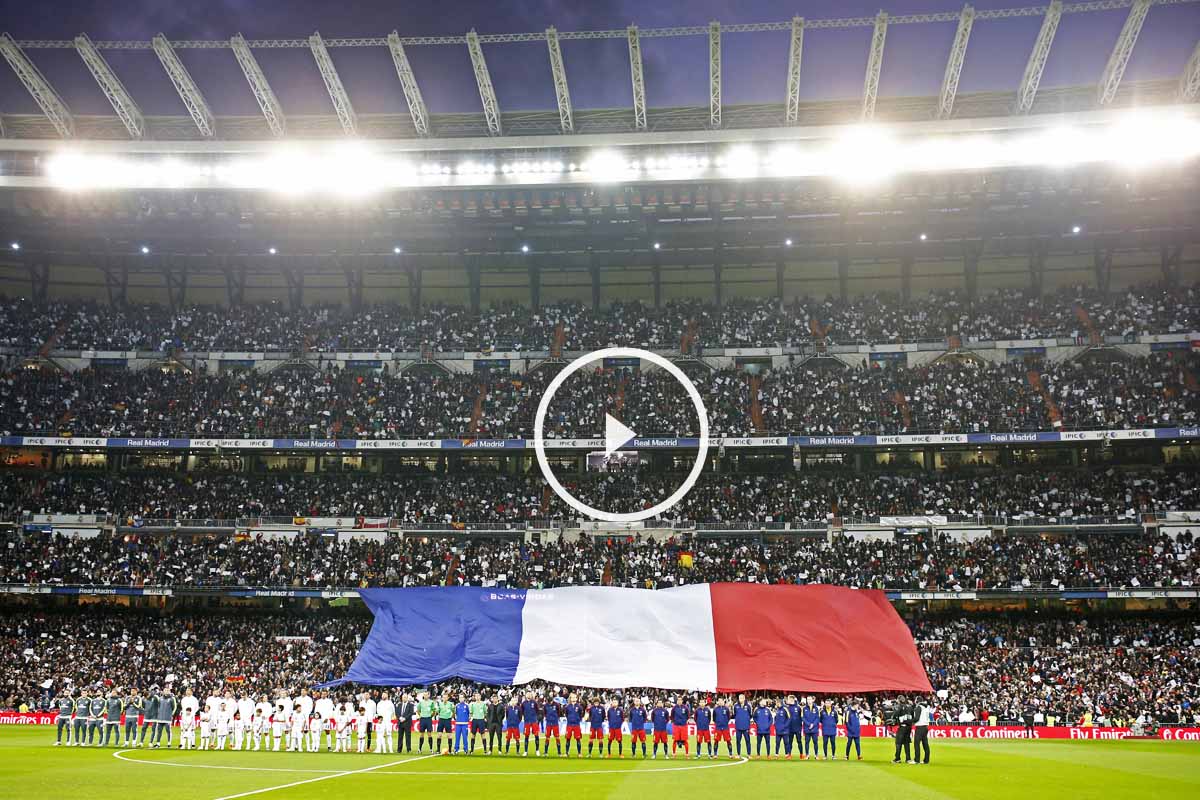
(4, 726, 1199, 800)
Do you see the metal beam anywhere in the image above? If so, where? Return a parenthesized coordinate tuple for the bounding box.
(1098, 0, 1151, 105)
(151, 34, 214, 137)
(231, 34, 285, 138)
(74, 34, 143, 139)
(0, 33, 73, 137)
(861, 12, 888, 121)
(1183, 39, 1200, 101)
(784, 17, 805, 125)
(309, 32, 357, 135)
(1016, 0, 1062, 114)
(387, 32, 430, 137)
(937, 5, 975, 120)
(628, 26, 647, 131)
(545, 27, 574, 134)
(466, 30, 502, 136)
(709, 21, 721, 129)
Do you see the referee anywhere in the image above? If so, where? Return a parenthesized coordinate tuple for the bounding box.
(913, 698, 932, 765)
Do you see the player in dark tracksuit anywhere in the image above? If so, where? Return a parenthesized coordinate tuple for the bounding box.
(753, 701, 773, 757)
(485, 695, 505, 754)
(773, 701, 792, 758)
(844, 703, 863, 760)
(733, 695, 752, 757)
(123, 689, 142, 747)
(103, 691, 124, 747)
(786, 695, 804, 758)
(72, 690, 89, 745)
(139, 689, 159, 747)
(802, 700, 820, 758)
(87, 692, 105, 745)
(52, 691, 73, 745)
(820, 701, 839, 758)
(155, 689, 176, 746)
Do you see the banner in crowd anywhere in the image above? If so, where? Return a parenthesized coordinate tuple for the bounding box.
(322, 584, 932, 694)
(1, 426, 1194, 452)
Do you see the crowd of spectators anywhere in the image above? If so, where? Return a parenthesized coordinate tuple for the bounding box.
(2, 608, 1196, 731)
(1, 283, 1194, 354)
(1, 466, 1194, 523)
(1, 523, 1196, 591)
(0, 351, 1193, 438)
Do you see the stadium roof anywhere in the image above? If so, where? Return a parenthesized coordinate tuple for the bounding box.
(0, 0, 1196, 143)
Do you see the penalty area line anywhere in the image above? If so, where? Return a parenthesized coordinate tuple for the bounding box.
(210, 753, 439, 800)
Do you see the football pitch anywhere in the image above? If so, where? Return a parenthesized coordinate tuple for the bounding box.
(3, 727, 1199, 800)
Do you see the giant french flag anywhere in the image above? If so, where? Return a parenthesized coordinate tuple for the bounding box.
(327, 584, 931, 693)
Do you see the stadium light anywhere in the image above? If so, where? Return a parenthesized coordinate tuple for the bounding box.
(521, 244, 530, 253)
(8, 242, 18, 251)
(1071, 225, 1082, 234)
(653, 242, 661, 250)
(784, 238, 793, 247)
(268, 247, 277, 255)
(140, 245, 150, 254)
(393, 246, 402, 254)
(919, 233, 928, 241)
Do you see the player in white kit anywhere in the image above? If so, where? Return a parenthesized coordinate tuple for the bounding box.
(252, 696, 271, 751)
(215, 696, 233, 750)
(355, 696, 371, 753)
(178, 688, 199, 750)
(334, 701, 352, 753)
(235, 694, 254, 749)
(375, 692, 396, 754)
(273, 691, 292, 752)
(293, 689, 314, 752)
(198, 710, 212, 750)
(314, 690, 335, 752)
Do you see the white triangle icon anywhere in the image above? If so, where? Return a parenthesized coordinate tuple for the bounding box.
(604, 413, 638, 458)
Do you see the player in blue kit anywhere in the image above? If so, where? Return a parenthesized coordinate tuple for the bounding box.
(753, 700, 773, 758)
(563, 694, 584, 756)
(694, 698, 713, 759)
(774, 700, 793, 759)
(453, 696, 470, 754)
(503, 698, 521, 755)
(670, 696, 690, 756)
(713, 697, 734, 758)
(520, 691, 541, 757)
(629, 698, 648, 758)
(650, 699, 670, 759)
(733, 694, 752, 757)
(844, 701, 864, 760)
(587, 701, 606, 758)
(820, 699, 839, 759)
(605, 700, 624, 758)
(542, 696, 562, 756)
(803, 697, 821, 759)
(786, 694, 804, 759)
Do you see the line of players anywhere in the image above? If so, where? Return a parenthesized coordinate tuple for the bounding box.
(52, 683, 868, 761)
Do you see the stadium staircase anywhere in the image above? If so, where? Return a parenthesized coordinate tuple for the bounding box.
(680, 319, 699, 355)
(749, 376, 766, 433)
(948, 334, 963, 351)
(1025, 369, 1064, 429)
(540, 485, 553, 516)
(550, 322, 565, 359)
(468, 385, 486, 433)
(38, 318, 69, 358)
(892, 390, 913, 430)
(1074, 305, 1103, 346)
(808, 318, 830, 353)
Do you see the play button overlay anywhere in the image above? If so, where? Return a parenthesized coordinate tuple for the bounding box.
(533, 346, 709, 523)
(604, 413, 638, 458)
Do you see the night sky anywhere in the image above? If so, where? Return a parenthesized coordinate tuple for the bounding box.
(0, 0, 1196, 118)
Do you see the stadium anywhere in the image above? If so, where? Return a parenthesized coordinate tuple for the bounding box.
(0, 0, 1198, 797)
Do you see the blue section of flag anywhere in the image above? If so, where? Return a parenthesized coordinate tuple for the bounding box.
(326, 587, 525, 687)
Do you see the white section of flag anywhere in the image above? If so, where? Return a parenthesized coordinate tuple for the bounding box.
(513, 584, 717, 690)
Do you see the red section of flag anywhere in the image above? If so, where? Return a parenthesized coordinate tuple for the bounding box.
(709, 583, 932, 694)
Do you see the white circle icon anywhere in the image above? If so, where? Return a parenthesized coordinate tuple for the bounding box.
(533, 347, 710, 522)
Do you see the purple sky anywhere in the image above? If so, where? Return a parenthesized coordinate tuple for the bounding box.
(0, 0, 1196, 117)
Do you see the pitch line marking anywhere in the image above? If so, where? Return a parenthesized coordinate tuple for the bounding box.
(210, 754, 439, 800)
(112, 748, 749, 777)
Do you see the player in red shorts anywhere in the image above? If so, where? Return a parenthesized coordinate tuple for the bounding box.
(650, 698, 670, 758)
(629, 697, 649, 758)
(503, 697, 521, 755)
(586, 698, 606, 758)
(670, 695, 691, 756)
(712, 697, 734, 758)
(694, 696, 713, 758)
(563, 693, 583, 757)
(605, 699, 624, 758)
